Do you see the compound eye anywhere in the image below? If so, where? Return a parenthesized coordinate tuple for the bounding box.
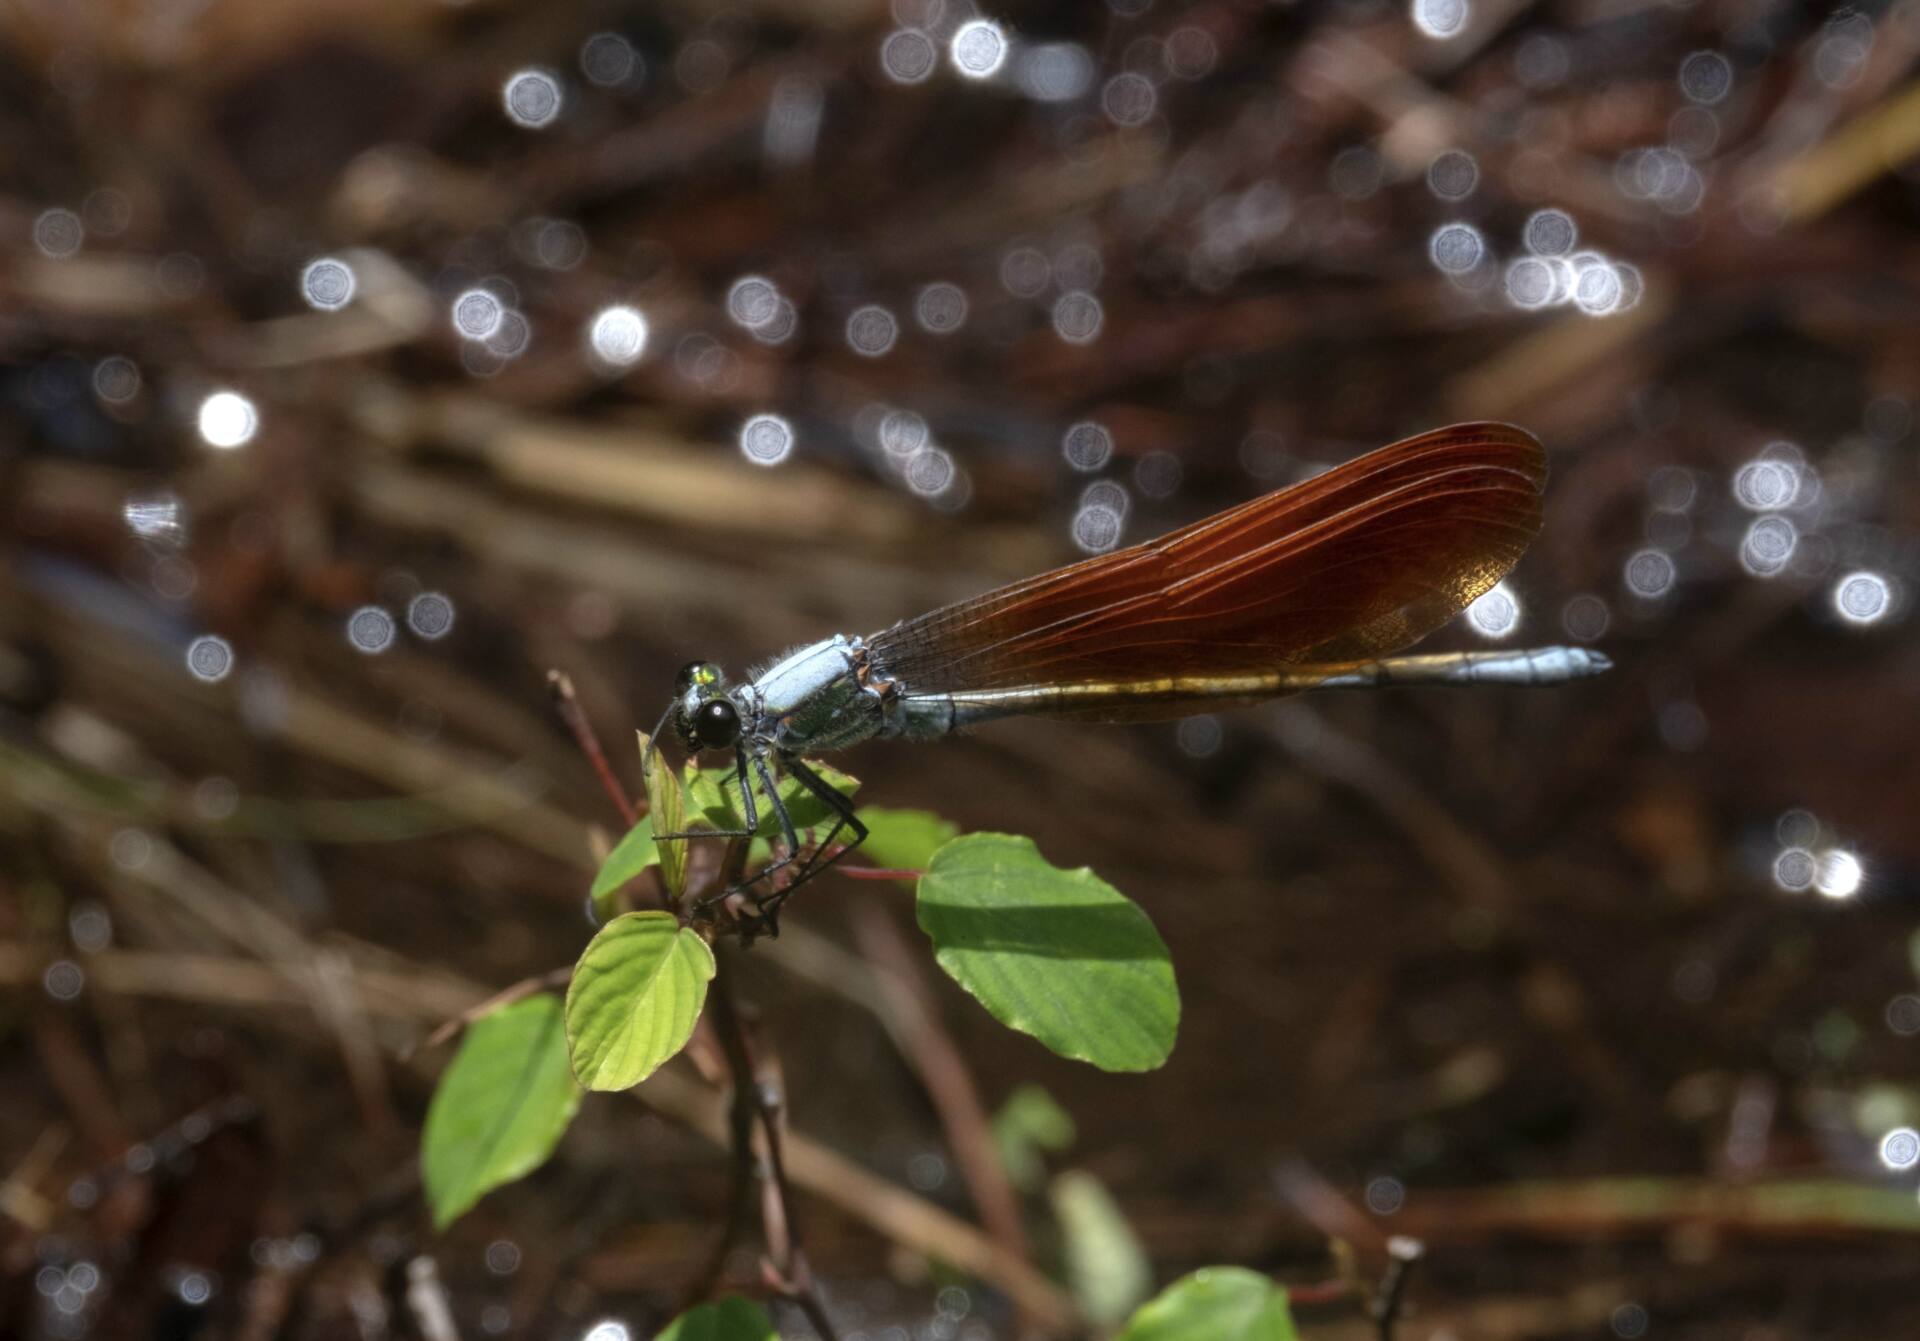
(693, 699, 740, 749)
(674, 661, 708, 692)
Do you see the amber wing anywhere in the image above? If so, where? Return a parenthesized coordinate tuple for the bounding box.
(865, 422, 1546, 715)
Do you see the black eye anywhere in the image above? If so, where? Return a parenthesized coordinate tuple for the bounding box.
(693, 699, 739, 749)
(674, 661, 705, 692)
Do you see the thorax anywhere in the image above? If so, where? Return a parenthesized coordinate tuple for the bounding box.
(743, 635, 886, 753)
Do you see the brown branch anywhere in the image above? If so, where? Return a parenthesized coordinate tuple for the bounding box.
(834, 865, 923, 882)
(706, 948, 838, 1340)
(548, 666, 675, 916)
(547, 669, 638, 829)
(1371, 1236, 1424, 1341)
(849, 898, 1034, 1272)
(406, 965, 573, 1057)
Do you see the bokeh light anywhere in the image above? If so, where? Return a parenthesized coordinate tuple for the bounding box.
(1427, 149, 1479, 200)
(915, 282, 968, 334)
(1017, 43, 1095, 101)
(1832, 571, 1891, 625)
(588, 306, 648, 366)
(846, 305, 899, 356)
(726, 275, 782, 330)
(1524, 209, 1578, 257)
(882, 29, 938, 84)
(739, 414, 795, 467)
(1411, 0, 1470, 40)
(452, 289, 505, 341)
(1101, 72, 1157, 126)
(1051, 290, 1103, 344)
(1772, 846, 1816, 892)
(407, 593, 456, 640)
(1624, 549, 1676, 599)
(185, 635, 235, 683)
(1815, 849, 1863, 899)
(1429, 223, 1485, 275)
(1061, 421, 1113, 472)
(1878, 1127, 1919, 1170)
(1678, 51, 1733, 105)
(1072, 503, 1125, 554)
(580, 33, 640, 88)
(503, 69, 564, 128)
(949, 20, 1008, 79)
(300, 257, 356, 311)
(93, 355, 140, 404)
(33, 207, 83, 259)
(1466, 582, 1521, 639)
(197, 392, 258, 449)
(347, 606, 397, 655)
(1738, 515, 1797, 577)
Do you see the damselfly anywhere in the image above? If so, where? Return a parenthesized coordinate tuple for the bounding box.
(654, 422, 1608, 930)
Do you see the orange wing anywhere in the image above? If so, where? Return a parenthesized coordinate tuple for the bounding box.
(866, 422, 1545, 708)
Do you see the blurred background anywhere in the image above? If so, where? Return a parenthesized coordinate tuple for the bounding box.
(3, 0, 1919, 1337)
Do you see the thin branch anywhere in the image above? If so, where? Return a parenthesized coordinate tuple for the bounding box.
(548, 667, 673, 914)
(707, 949, 839, 1340)
(834, 865, 923, 882)
(547, 670, 639, 829)
(850, 899, 1035, 1277)
(407, 966, 573, 1057)
(1372, 1236, 1425, 1341)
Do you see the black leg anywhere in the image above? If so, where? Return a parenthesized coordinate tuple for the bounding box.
(658, 746, 761, 845)
(732, 744, 759, 833)
(753, 756, 869, 926)
(751, 749, 802, 866)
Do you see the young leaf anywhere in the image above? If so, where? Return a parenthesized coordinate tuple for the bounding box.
(856, 806, 959, 875)
(689, 757, 860, 839)
(916, 833, 1178, 1072)
(1117, 1268, 1299, 1341)
(566, 911, 715, 1091)
(590, 816, 657, 920)
(421, 994, 581, 1230)
(656, 1296, 779, 1341)
(992, 1083, 1077, 1192)
(1053, 1169, 1153, 1327)
(639, 731, 688, 900)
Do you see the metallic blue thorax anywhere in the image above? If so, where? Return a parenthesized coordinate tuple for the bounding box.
(735, 636, 887, 754)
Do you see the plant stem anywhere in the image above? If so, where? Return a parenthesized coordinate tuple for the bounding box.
(707, 946, 839, 1339)
(547, 670, 638, 829)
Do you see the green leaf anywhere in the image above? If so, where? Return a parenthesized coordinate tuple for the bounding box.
(1053, 1169, 1153, 1327)
(992, 1083, 1077, 1192)
(421, 994, 581, 1230)
(856, 806, 959, 876)
(656, 1297, 778, 1341)
(640, 731, 688, 900)
(916, 833, 1178, 1072)
(689, 757, 860, 839)
(565, 911, 714, 1091)
(1117, 1268, 1299, 1341)
(590, 817, 657, 920)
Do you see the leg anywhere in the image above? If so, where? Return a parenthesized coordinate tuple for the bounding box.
(753, 757, 869, 926)
(657, 746, 759, 847)
(689, 748, 811, 917)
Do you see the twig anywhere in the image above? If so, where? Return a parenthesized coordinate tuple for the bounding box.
(849, 899, 1035, 1277)
(707, 949, 839, 1340)
(1371, 1236, 1424, 1341)
(834, 865, 922, 882)
(408, 966, 573, 1057)
(403, 1255, 463, 1341)
(547, 670, 638, 829)
(548, 667, 673, 914)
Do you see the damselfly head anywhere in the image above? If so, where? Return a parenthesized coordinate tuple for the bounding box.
(671, 661, 741, 752)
